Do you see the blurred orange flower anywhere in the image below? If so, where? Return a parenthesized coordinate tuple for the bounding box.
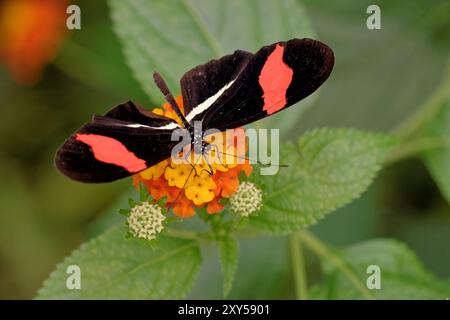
(0, 0, 67, 85)
(133, 96, 253, 218)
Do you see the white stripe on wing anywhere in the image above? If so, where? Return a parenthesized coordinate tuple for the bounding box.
(124, 122, 180, 130)
(185, 79, 236, 122)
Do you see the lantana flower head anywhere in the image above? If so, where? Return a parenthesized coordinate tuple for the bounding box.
(230, 181, 263, 217)
(133, 96, 253, 218)
(127, 202, 166, 240)
(0, 0, 67, 85)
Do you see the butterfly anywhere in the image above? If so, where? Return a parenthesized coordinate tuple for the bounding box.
(55, 38, 334, 183)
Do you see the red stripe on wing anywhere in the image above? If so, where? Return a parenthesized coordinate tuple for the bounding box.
(258, 44, 293, 115)
(76, 133, 147, 173)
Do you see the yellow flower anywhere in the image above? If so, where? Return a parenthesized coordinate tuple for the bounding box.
(164, 163, 195, 188)
(185, 175, 216, 205)
(139, 160, 168, 180)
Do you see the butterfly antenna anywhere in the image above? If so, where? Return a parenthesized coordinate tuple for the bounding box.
(153, 72, 190, 129)
(214, 148, 288, 168)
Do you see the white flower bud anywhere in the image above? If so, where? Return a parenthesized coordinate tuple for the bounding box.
(230, 182, 262, 217)
(127, 202, 166, 240)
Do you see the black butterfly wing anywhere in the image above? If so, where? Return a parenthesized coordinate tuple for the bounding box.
(103, 100, 176, 126)
(180, 38, 334, 131)
(180, 50, 253, 119)
(55, 101, 181, 183)
(56, 39, 333, 183)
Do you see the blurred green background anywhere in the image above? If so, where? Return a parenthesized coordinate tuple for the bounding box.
(0, 0, 449, 299)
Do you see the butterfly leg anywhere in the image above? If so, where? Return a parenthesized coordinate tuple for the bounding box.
(183, 147, 201, 176)
(168, 149, 202, 212)
(202, 155, 214, 176)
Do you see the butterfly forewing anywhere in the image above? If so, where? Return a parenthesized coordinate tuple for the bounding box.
(180, 50, 253, 121)
(103, 100, 177, 127)
(181, 38, 334, 131)
(55, 102, 180, 183)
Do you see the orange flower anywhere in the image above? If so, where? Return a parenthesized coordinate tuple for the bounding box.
(206, 198, 224, 214)
(0, 0, 67, 85)
(132, 97, 253, 218)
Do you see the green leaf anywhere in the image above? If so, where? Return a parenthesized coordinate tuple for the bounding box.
(310, 239, 450, 299)
(36, 227, 202, 299)
(108, 0, 315, 133)
(218, 235, 239, 297)
(250, 128, 396, 234)
(189, 236, 291, 299)
(422, 100, 450, 204)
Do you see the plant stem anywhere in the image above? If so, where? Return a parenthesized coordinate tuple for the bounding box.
(289, 233, 308, 300)
(299, 231, 374, 300)
(385, 136, 450, 166)
(166, 228, 211, 243)
(393, 56, 450, 140)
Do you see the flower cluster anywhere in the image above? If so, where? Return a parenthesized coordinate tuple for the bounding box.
(0, 0, 67, 85)
(230, 182, 262, 217)
(133, 96, 253, 218)
(127, 202, 166, 240)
